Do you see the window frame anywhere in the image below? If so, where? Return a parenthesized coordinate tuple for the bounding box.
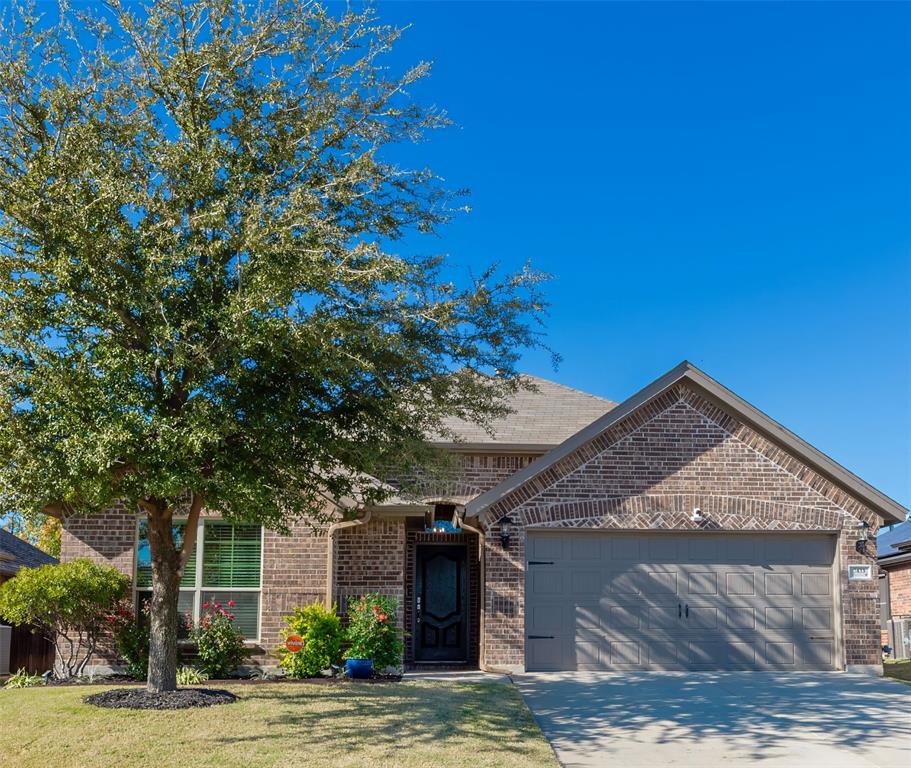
(133, 516, 264, 644)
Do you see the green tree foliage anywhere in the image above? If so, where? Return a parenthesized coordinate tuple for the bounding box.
(1, 513, 61, 558)
(278, 601, 342, 678)
(0, 559, 130, 678)
(0, 1, 550, 692)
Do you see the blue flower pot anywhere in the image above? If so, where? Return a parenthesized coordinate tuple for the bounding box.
(345, 658, 373, 679)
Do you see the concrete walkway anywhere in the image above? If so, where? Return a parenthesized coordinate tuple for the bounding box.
(403, 669, 511, 684)
(514, 672, 911, 768)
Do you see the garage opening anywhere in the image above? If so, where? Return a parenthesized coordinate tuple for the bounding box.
(525, 530, 838, 672)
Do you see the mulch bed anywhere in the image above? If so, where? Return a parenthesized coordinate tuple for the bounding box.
(84, 687, 237, 710)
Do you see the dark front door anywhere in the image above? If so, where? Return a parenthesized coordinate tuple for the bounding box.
(415, 544, 468, 662)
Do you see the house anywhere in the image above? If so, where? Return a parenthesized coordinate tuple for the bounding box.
(60, 361, 907, 674)
(0, 529, 58, 675)
(877, 520, 911, 656)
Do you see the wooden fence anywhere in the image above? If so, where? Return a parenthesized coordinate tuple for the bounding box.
(8, 624, 55, 675)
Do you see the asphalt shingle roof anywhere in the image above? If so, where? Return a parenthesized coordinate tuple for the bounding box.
(433, 374, 617, 447)
(877, 521, 911, 560)
(0, 529, 58, 576)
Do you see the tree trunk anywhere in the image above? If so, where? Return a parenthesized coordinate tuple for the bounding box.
(146, 507, 181, 693)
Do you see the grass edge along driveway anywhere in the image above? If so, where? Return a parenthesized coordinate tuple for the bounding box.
(0, 680, 558, 768)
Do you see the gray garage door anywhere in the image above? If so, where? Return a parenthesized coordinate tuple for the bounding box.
(525, 531, 838, 671)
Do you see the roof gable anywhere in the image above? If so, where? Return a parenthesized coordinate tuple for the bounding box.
(467, 361, 907, 525)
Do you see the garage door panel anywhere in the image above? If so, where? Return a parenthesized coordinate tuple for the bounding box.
(801, 606, 833, 631)
(648, 604, 681, 631)
(529, 534, 564, 561)
(531, 569, 564, 596)
(608, 605, 642, 630)
(647, 537, 680, 562)
(571, 536, 602, 560)
(528, 604, 564, 633)
(648, 641, 682, 669)
(610, 641, 642, 667)
(801, 640, 835, 669)
(526, 532, 838, 672)
(574, 640, 605, 670)
(571, 569, 603, 596)
(685, 603, 718, 630)
(688, 571, 718, 595)
(800, 572, 830, 596)
(527, 636, 564, 671)
(726, 572, 756, 595)
(611, 537, 643, 560)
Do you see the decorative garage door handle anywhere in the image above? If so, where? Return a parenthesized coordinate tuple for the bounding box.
(528, 635, 555, 640)
(678, 603, 682, 618)
(528, 561, 554, 565)
(685, 604, 689, 618)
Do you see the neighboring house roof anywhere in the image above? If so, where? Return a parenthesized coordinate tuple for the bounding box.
(467, 361, 908, 526)
(0, 529, 58, 576)
(878, 521, 911, 567)
(432, 374, 617, 450)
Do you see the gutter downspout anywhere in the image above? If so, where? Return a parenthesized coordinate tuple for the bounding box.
(455, 510, 490, 672)
(326, 509, 372, 610)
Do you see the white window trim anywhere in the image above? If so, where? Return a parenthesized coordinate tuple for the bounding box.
(133, 516, 264, 644)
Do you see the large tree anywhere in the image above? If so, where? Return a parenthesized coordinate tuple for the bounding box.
(0, 0, 549, 692)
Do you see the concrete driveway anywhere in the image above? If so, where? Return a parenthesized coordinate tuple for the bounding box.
(514, 672, 910, 768)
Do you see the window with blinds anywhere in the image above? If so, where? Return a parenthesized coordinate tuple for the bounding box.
(135, 519, 262, 640)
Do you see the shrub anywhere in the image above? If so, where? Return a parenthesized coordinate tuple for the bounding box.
(0, 559, 130, 679)
(344, 594, 404, 672)
(278, 602, 342, 678)
(4, 668, 45, 688)
(190, 599, 249, 678)
(176, 665, 209, 685)
(107, 600, 150, 680)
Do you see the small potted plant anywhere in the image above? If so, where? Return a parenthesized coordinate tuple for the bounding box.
(344, 594, 403, 679)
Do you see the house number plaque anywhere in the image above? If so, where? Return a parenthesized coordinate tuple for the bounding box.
(847, 564, 873, 581)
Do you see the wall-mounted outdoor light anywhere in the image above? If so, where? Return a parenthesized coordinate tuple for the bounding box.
(855, 520, 870, 555)
(499, 516, 514, 549)
(690, 507, 704, 524)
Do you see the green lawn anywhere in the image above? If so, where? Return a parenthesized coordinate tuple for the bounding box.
(0, 681, 558, 768)
(883, 659, 911, 684)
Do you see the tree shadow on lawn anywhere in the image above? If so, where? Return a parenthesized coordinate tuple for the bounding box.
(514, 672, 910, 763)
(213, 682, 547, 761)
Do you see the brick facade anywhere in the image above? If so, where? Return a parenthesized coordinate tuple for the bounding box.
(886, 562, 911, 618)
(56, 378, 895, 676)
(480, 383, 883, 671)
(334, 518, 407, 622)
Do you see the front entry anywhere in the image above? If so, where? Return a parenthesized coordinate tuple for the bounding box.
(414, 544, 468, 662)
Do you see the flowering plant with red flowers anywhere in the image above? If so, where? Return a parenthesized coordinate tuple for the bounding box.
(107, 599, 150, 680)
(344, 593, 403, 672)
(190, 598, 249, 678)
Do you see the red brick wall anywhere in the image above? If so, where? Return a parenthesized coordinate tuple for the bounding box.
(334, 518, 406, 624)
(258, 520, 329, 657)
(481, 383, 883, 671)
(888, 562, 911, 618)
(388, 452, 543, 505)
(59, 502, 136, 578)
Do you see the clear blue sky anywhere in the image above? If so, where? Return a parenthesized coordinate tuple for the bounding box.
(376, 1, 911, 509)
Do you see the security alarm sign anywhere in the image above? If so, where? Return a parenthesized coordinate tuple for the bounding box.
(285, 635, 303, 653)
(847, 564, 873, 581)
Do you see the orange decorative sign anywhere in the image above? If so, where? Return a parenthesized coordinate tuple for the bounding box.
(285, 635, 303, 653)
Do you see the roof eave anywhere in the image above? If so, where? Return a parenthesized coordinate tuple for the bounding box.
(428, 441, 556, 453)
